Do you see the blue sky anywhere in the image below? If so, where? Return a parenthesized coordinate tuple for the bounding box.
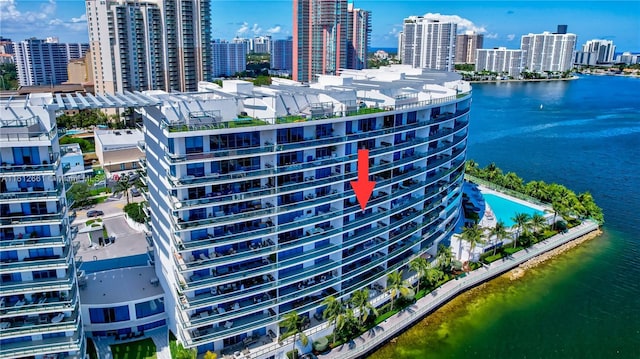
(1, 0, 638, 52)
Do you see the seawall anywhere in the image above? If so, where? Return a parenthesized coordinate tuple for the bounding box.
(319, 220, 601, 359)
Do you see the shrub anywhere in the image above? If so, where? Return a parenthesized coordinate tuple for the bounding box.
(286, 349, 299, 359)
(313, 336, 329, 352)
(124, 202, 147, 223)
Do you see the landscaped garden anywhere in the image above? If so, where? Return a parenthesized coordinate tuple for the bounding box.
(110, 338, 156, 359)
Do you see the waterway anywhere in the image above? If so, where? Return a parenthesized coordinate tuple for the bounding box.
(373, 75, 640, 358)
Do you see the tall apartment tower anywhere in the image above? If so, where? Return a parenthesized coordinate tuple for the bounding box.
(581, 39, 616, 64)
(399, 17, 457, 71)
(141, 66, 471, 355)
(13, 38, 88, 87)
(86, 0, 212, 93)
(0, 95, 84, 358)
(520, 28, 577, 72)
(293, 0, 349, 82)
(455, 32, 483, 64)
(272, 38, 293, 71)
(211, 40, 247, 77)
(346, 3, 371, 70)
(475, 47, 523, 78)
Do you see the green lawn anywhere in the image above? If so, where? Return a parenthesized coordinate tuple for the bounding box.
(110, 338, 157, 359)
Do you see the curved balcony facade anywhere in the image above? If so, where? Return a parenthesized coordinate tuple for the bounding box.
(143, 67, 471, 354)
(1, 101, 83, 359)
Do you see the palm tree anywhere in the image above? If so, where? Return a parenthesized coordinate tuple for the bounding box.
(424, 266, 443, 289)
(530, 213, 547, 235)
(335, 308, 357, 341)
(551, 200, 567, 230)
(409, 257, 429, 294)
(459, 224, 485, 263)
(511, 213, 531, 248)
(436, 243, 453, 272)
(349, 289, 378, 327)
(387, 271, 413, 311)
(488, 220, 509, 256)
(279, 311, 309, 356)
(114, 175, 133, 204)
(321, 296, 344, 344)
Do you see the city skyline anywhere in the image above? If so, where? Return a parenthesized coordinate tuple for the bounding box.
(1, 1, 638, 52)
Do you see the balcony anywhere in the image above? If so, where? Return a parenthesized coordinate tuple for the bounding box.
(0, 209, 66, 227)
(0, 328, 83, 358)
(0, 306, 80, 337)
(0, 247, 72, 274)
(0, 274, 75, 296)
(0, 153, 61, 176)
(183, 311, 273, 346)
(0, 288, 78, 317)
(0, 233, 67, 250)
(0, 117, 57, 143)
(0, 183, 64, 204)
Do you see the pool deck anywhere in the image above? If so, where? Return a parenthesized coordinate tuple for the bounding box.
(316, 219, 600, 359)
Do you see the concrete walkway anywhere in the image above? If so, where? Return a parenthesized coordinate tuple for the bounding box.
(319, 220, 599, 359)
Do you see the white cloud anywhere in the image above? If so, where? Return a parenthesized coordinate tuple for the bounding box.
(266, 26, 281, 35)
(421, 13, 487, 34)
(250, 23, 262, 35)
(237, 22, 249, 35)
(0, 0, 88, 40)
(506, 34, 516, 41)
(71, 14, 86, 23)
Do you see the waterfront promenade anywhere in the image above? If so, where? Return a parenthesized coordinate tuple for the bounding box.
(319, 219, 600, 359)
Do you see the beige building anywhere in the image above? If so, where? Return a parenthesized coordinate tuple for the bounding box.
(94, 129, 144, 176)
(67, 51, 93, 84)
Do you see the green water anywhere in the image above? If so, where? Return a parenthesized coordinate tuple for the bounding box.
(374, 231, 637, 358)
(372, 76, 640, 358)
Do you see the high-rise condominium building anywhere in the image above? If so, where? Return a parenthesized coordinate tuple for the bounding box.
(293, 0, 371, 82)
(581, 39, 616, 64)
(86, 0, 212, 93)
(399, 17, 457, 71)
(141, 65, 471, 355)
(346, 3, 371, 70)
(252, 36, 272, 54)
(455, 32, 483, 64)
(475, 47, 523, 78)
(520, 28, 576, 72)
(13, 38, 89, 87)
(271, 38, 293, 71)
(211, 40, 247, 77)
(0, 95, 84, 358)
(293, 0, 347, 82)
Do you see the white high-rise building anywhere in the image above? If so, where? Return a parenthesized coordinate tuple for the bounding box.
(212, 40, 247, 77)
(141, 66, 471, 355)
(86, 0, 212, 93)
(0, 94, 85, 358)
(252, 36, 272, 54)
(475, 47, 523, 78)
(520, 30, 576, 72)
(399, 16, 457, 71)
(581, 39, 616, 64)
(13, 38, 88, 87)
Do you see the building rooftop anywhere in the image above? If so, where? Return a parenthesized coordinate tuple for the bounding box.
(79, 266, 162, 305)
(94, 129, 144, 151)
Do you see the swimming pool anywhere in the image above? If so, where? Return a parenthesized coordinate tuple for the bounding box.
(65, 129, 84, 135)
(482, 193, 544, 227)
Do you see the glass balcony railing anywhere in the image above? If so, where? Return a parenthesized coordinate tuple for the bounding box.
(0, 183, 64, 203)
(0, 233, 67, 249)
(0, 305, 79, 336)
(0, 247, 72, 274)
(0, 208, 66, 226)
(0, 273, 75, 296)
(0, 328, 82, 358)
(0, 288, 78, 317)
(0, 153, 61, 175)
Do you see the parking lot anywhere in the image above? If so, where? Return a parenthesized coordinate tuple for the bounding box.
(72, 193, 149, 261)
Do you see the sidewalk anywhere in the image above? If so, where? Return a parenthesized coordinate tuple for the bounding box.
(319, 220, 599, 359)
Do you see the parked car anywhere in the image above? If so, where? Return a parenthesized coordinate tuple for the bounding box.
(87, 210, 104, 217)
(130, 188, 141, 197)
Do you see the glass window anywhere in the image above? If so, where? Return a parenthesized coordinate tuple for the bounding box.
(89, 305, 130, 323)
(185, 136, 203, 153)
(135, 299, 165, 318)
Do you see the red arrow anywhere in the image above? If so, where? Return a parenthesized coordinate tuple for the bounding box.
(350, 149, 376, 211)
